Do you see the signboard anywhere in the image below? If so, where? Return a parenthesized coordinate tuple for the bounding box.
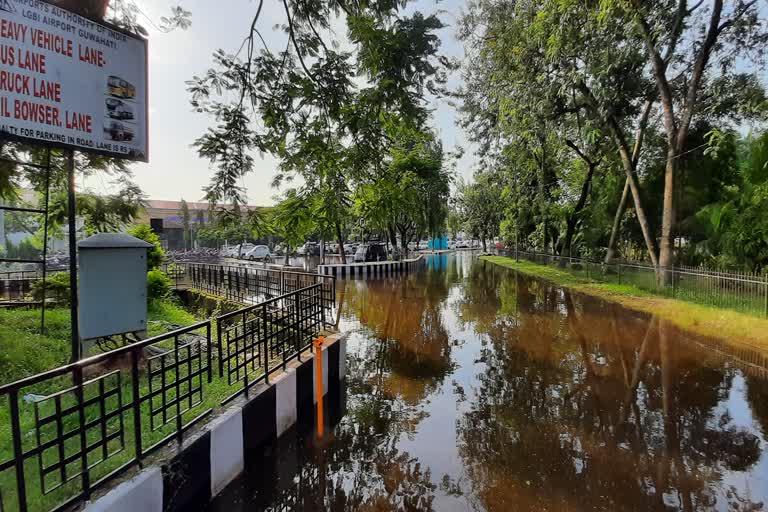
(0, 0, 148, 161)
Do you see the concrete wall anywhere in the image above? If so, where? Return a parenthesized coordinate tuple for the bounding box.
(85, 333, 347, 512)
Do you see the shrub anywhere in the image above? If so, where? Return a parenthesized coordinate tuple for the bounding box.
(31, 272, 72, 305)
(147, 270, 172, 300)
(127, 224, 165, 270)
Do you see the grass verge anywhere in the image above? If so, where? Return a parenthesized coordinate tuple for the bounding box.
(0, 299, 198, 384)
(481, 255, 768, 352)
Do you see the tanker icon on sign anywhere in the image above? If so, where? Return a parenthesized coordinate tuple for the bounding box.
(103, 120, 134, 142)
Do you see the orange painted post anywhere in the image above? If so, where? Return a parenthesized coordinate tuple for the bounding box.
(314, 336, 325, 438)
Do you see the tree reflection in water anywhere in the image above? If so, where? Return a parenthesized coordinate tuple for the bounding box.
(210, 255, 768, 512)
(455, 262, 765, 511)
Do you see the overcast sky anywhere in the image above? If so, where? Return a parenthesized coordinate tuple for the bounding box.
(100, 0, 473, 206)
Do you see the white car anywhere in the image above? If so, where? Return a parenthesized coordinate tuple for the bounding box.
(237, 243, 255, 258)
(221, 245, 239, 258)
(243, 245, 271, 260)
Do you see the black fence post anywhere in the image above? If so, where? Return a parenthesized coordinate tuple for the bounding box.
(296, 291, 303, 362)
(262, 305, 269, 384)
(216, 320, 224, 378)
(9, 390, 28, 512)
(74, 366, 91, 500)
(131, 350, 143, 461)
(173, 335, 183, 446)
(206, 322, 213, 383)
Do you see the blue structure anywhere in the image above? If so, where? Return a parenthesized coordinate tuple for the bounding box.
(428, 234, 449, 251)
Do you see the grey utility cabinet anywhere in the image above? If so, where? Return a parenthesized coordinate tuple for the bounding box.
(78, 233, 153, 348)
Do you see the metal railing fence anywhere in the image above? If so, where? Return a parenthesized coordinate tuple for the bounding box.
(216, 284, 324, 404)
(0, 321, 213, 512)
(0, 283, 328, 512)
(502, 249, 768, 318)
(181, 262, 335, 323)
(0, 269, 68, 306)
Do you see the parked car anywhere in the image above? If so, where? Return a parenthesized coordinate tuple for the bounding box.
(243, 245, 271, 260)
(354, 243, 387, 262)
(343, 244, 356, 255)
(296, 242, 320, 256)
(237, 243, 256, 258)
(221, 245, 240, 258)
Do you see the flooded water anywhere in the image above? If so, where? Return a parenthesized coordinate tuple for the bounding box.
(209, 253, 768, 511)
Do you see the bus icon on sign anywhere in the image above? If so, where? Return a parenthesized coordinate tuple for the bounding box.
(107, 76, 136, 100)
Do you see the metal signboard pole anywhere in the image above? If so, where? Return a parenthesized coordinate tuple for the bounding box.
(67, 150, 81, 362)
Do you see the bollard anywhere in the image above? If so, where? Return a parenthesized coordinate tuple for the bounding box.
(314, 336, 325, 438)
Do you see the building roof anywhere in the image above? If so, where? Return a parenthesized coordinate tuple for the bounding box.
(144, 200, 263, 211)
(145, 199, 211, 210)
(78, 233, 153, 249)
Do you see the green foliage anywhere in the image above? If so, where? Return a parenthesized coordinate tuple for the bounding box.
(456, 0, 768, 270)
(147, 270, 172, 301)
(270, 189, 315, 252)
(127, 224, 165, 270)
(31, 272, 71, 305)
(455, 172, 502, 249)
(3, 238, 38, 260)
(188, 0, 450, 254)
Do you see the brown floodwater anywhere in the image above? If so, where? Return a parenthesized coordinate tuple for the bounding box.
(208, 253, 768, 511)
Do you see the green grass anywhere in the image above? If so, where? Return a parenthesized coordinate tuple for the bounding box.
(0, 300, 199, 385)
(0, 309, 72, 385)
(482, 255, 768, 352)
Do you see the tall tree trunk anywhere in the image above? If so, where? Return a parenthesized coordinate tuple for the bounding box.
(284, 246, 290, 266)
(658, 151, 676, 273)
(561, 161, 596, 255)
(609, 118, 659, 269)
(605, 179, 630, 264)
(335, 223, 346, 264)
(398, 225, 409, 256)
(387, 224, 398, 252)
(481, 237, 487, 252)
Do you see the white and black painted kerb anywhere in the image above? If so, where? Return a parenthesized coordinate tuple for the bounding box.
(85, 334, 348, 512)
(318, 255, 425, 278)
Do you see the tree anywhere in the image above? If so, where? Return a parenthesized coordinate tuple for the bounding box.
(605, 0, 768, 274)
(180, 199, 191, 250)
(354, 123, 450, 252)
(456, 172, 503, 252)
(127, 224, 165, 270)
(270, 189, 315, 265)
(187, 0, 450, 256)
(457, 0, 767, 275)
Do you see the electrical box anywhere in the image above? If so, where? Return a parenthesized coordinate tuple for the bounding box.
(78, 233, 153, 351)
